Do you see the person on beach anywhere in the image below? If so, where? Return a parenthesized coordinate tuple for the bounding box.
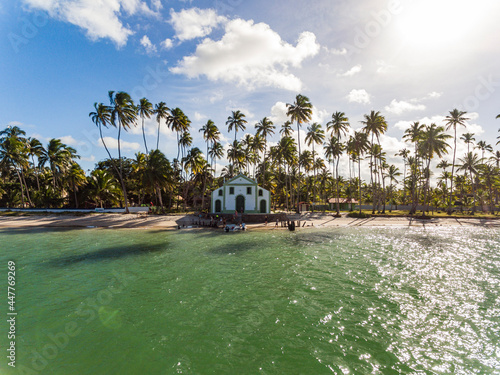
(264, 215, 268, 225)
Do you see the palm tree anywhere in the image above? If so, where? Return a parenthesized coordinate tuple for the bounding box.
(286, 94, 313, 213)
(154, 101, 170, 151)
(396, 148, 410, 205)
(226, 110, 247, 175)
(170, 108, 191, 162)
(208, 141, 224, 178)
(89, 102, 115, 173)
(460, 132, 475, 154)
(0, 129, 31, 207)
(26, 137, 44, 191)
(457, 152, 482, 214)
(145, 149, 172, 210)
(444, 108, 469, 213)
(199, 119, 219, 208)
(475, 140, 493, 161)
(361, 110, 388, 213)
(386, 165, 401, 211)
(305, 122, 324, 209)
(255, 117, 275, 186)
(280, 121, 293, 138)
(107, 91, 137, 213)
(403, 122, 425, 213)
(137, 98, 154, 154)
(89, 169, 122, 209)
(351, 131, 370, 214)
(478, 163, 498, 214)
(39, 138, 79, 188)
(66, 162, 86, 208)
(327, 111, 350, 140)
(325, 135, 345, 215)
(419, 124, 451, 213)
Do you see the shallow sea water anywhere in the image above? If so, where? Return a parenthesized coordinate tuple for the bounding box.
(0, 226, 499, 374)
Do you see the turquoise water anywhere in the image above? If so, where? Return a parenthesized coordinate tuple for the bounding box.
(0, 226, 499, 374)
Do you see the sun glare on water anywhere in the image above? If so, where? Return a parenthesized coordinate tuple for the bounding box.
(395, 0, 493, 48)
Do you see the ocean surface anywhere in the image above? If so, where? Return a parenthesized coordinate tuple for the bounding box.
(0, 226, 499, 374)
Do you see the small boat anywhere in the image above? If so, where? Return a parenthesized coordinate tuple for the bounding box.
(224, 224, 246, 232)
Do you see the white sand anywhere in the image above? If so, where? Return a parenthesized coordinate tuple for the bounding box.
(0, 212, 498, 230)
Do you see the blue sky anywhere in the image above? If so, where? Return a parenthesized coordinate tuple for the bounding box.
(1, 0, 500, 175)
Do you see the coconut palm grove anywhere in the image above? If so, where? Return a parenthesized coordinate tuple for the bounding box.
(1, 92, 499, 216)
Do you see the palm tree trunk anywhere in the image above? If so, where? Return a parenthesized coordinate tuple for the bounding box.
(14, 168, 25, 207)
(335, 156, 340, 215)
(358, 156, 362, 215)
(296, 121, 301, 214)
(156, 119, 161, 150)
(142, 117, 149, 154)
(117, 121, 129, 213)
(448, 127, 457, 213)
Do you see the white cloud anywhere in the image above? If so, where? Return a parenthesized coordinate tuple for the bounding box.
(140, 35, 157, 54)
(325, 47, 347, 56)
(59, 135, 86, 146)
(268, 101, 327, 128)
(339, 64, 362, 77)
(171, 18, 320, 91)
(169, 7, 226, 41)
(23, 0, 158, 47)
(426, 91, 442, 99)
(376, 60, 394, 74)
(385, 99, 426, 115)
(99, 137, 140, 151)
(269, 102, 288, 125)
(209, 91, 223, 103)
(161, 38, 173, 49)
(194, 112, 206, 121)
(347, 89, 371, 104)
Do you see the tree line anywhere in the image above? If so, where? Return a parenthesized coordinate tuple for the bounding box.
(1, 91, 499, 215)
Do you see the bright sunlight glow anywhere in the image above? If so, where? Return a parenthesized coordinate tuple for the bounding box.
(395, 0, 492, 48)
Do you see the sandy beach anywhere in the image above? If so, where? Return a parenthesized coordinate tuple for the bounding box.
(0, 212, 498, 230)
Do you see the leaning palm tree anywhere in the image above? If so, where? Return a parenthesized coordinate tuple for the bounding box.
(286, 94, 313, 213)
(154, 102, 170, 151)
(107, 91, 137, 213)
(137, 98, 154, 154)
(305, 122, 324, 209)
(444, 108, 469, 213)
